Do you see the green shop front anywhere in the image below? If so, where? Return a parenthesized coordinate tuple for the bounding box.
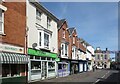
(28, 48, 59, 82)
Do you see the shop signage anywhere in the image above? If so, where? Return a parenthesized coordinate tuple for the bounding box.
(0, 43, 24, 54)
(28, 48, 58, 58)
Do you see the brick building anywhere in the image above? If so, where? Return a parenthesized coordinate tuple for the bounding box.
(57, 19, 70, 77)
(0, 1, 29, 83)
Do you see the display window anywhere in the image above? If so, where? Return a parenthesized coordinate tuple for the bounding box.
(2, 64, 26, 78)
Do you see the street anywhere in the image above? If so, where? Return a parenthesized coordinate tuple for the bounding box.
(29, 69, 120, 84)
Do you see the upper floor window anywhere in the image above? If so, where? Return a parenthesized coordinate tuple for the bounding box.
(104, 54, 107, 59)
(39, 32, 41, 46)
(36, 10, 41, 20)
(0, 9, 4, 34)
(62, 30, 65, 38)
(73, 37, 75, 44)
(97, 55, 100, 60)
(47, 17, 51, 29)
(65, 44, 68, 56)
(61, 44, 64, 56)
(44, 33, 49, 48)
(61, 43, 68, 57)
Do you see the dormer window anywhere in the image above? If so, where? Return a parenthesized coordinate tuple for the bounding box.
(47, 17, 51, 29)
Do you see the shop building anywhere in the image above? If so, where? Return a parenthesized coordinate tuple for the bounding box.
(26, 0, 59, 82)
(68, 28, 79, 74)
(95, 47, 110, 69)
(0, 1, 29, 84)
(86, 43, 95, 71)
(77, 38, 87, 72)
(57, 19, 70, 77)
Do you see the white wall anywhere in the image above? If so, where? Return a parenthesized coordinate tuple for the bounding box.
(27, 2, 38, 49)
(27, 1, 58, 54)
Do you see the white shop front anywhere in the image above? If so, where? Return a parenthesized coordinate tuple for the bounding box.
(28, 48, 58, 82)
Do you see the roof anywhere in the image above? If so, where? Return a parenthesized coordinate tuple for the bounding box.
(68, 27, 75, 35)
(57, 19, 66, 29)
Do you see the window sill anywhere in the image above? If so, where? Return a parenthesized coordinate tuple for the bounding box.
(0, 33, 6, 36)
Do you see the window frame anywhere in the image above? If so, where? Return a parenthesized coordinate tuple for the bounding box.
(0, 10, 4, 35)
(44, 32, 50, 48)
(47, 17, 51, 29)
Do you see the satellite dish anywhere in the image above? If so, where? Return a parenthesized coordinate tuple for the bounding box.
(32, 43, 37, 49)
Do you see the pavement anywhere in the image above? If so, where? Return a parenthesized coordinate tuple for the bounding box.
(29, 69, 120, 84)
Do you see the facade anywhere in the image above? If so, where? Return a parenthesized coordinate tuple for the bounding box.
(0, 1, 29, 83)
(68, 28, 80, 74)
(95, 47, 110, 69)
(77, 38, 87, 72)
(86, 43, 95, 71)
(26, 1, 59, 82)
(115, 52, 120, 69)
(57, 19, 70, 77)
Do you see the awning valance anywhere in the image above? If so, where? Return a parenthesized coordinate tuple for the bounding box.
(0, 52, 29, 64)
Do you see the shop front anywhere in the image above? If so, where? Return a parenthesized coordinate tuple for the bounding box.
(79, 60, 84, 73)
(83, 61, 88, 72)
(0, 52, 29, 84)
(70, 60, 79, 74)
(28, 48, 58, 82)
(58, 58, 70, 77)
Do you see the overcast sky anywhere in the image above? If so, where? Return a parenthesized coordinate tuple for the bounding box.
(41, 2, 118, 58)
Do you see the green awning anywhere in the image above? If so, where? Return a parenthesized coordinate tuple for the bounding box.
(0, 52, 29, 64)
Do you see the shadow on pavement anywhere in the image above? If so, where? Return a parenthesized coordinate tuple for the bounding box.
(96, 70, 120, 84)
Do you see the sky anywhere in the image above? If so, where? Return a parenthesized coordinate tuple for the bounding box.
(41, 2, 118, 58)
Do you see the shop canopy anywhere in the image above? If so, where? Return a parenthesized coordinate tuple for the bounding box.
(0, 52, 29, 64)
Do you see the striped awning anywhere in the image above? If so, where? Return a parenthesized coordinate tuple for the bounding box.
(0, 52, 29, 64)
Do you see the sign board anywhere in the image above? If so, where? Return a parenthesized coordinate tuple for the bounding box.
(0, 43, 24, 54)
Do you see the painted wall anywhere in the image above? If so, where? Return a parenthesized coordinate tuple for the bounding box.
(26, 1, 58, 53)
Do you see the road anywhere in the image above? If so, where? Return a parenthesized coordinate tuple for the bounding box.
(29, 69, 120, 84)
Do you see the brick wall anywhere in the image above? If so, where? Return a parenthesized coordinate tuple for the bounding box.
(1, 2, 26, 49)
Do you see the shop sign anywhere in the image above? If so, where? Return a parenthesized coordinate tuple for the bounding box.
(0, 43, 24, 54)
(28, 48, 57, 58)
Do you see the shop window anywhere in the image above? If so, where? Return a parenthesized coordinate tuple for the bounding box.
(47, 57, 51, 60)
(48, 62, 55, 69)
(58, 64, 62, 69)
(41, 57, 46, 60)
(0, 9, 4, 34)
(2, 64, 23, 77)
(30, 56, 33, 59)
(35, 56, 40, 59)
(31, 61, 41, 70)
(2, 64, 10, 77)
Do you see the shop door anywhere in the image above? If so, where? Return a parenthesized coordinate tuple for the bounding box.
(41, 61, 47, 79)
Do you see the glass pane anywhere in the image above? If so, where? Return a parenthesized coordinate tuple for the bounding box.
(2, 64, 10, 77)
(31, 61, 41, 70)
(39, 32, 41, 46)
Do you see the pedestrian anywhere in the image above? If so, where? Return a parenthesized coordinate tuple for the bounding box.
(92, 65, 95, 72)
